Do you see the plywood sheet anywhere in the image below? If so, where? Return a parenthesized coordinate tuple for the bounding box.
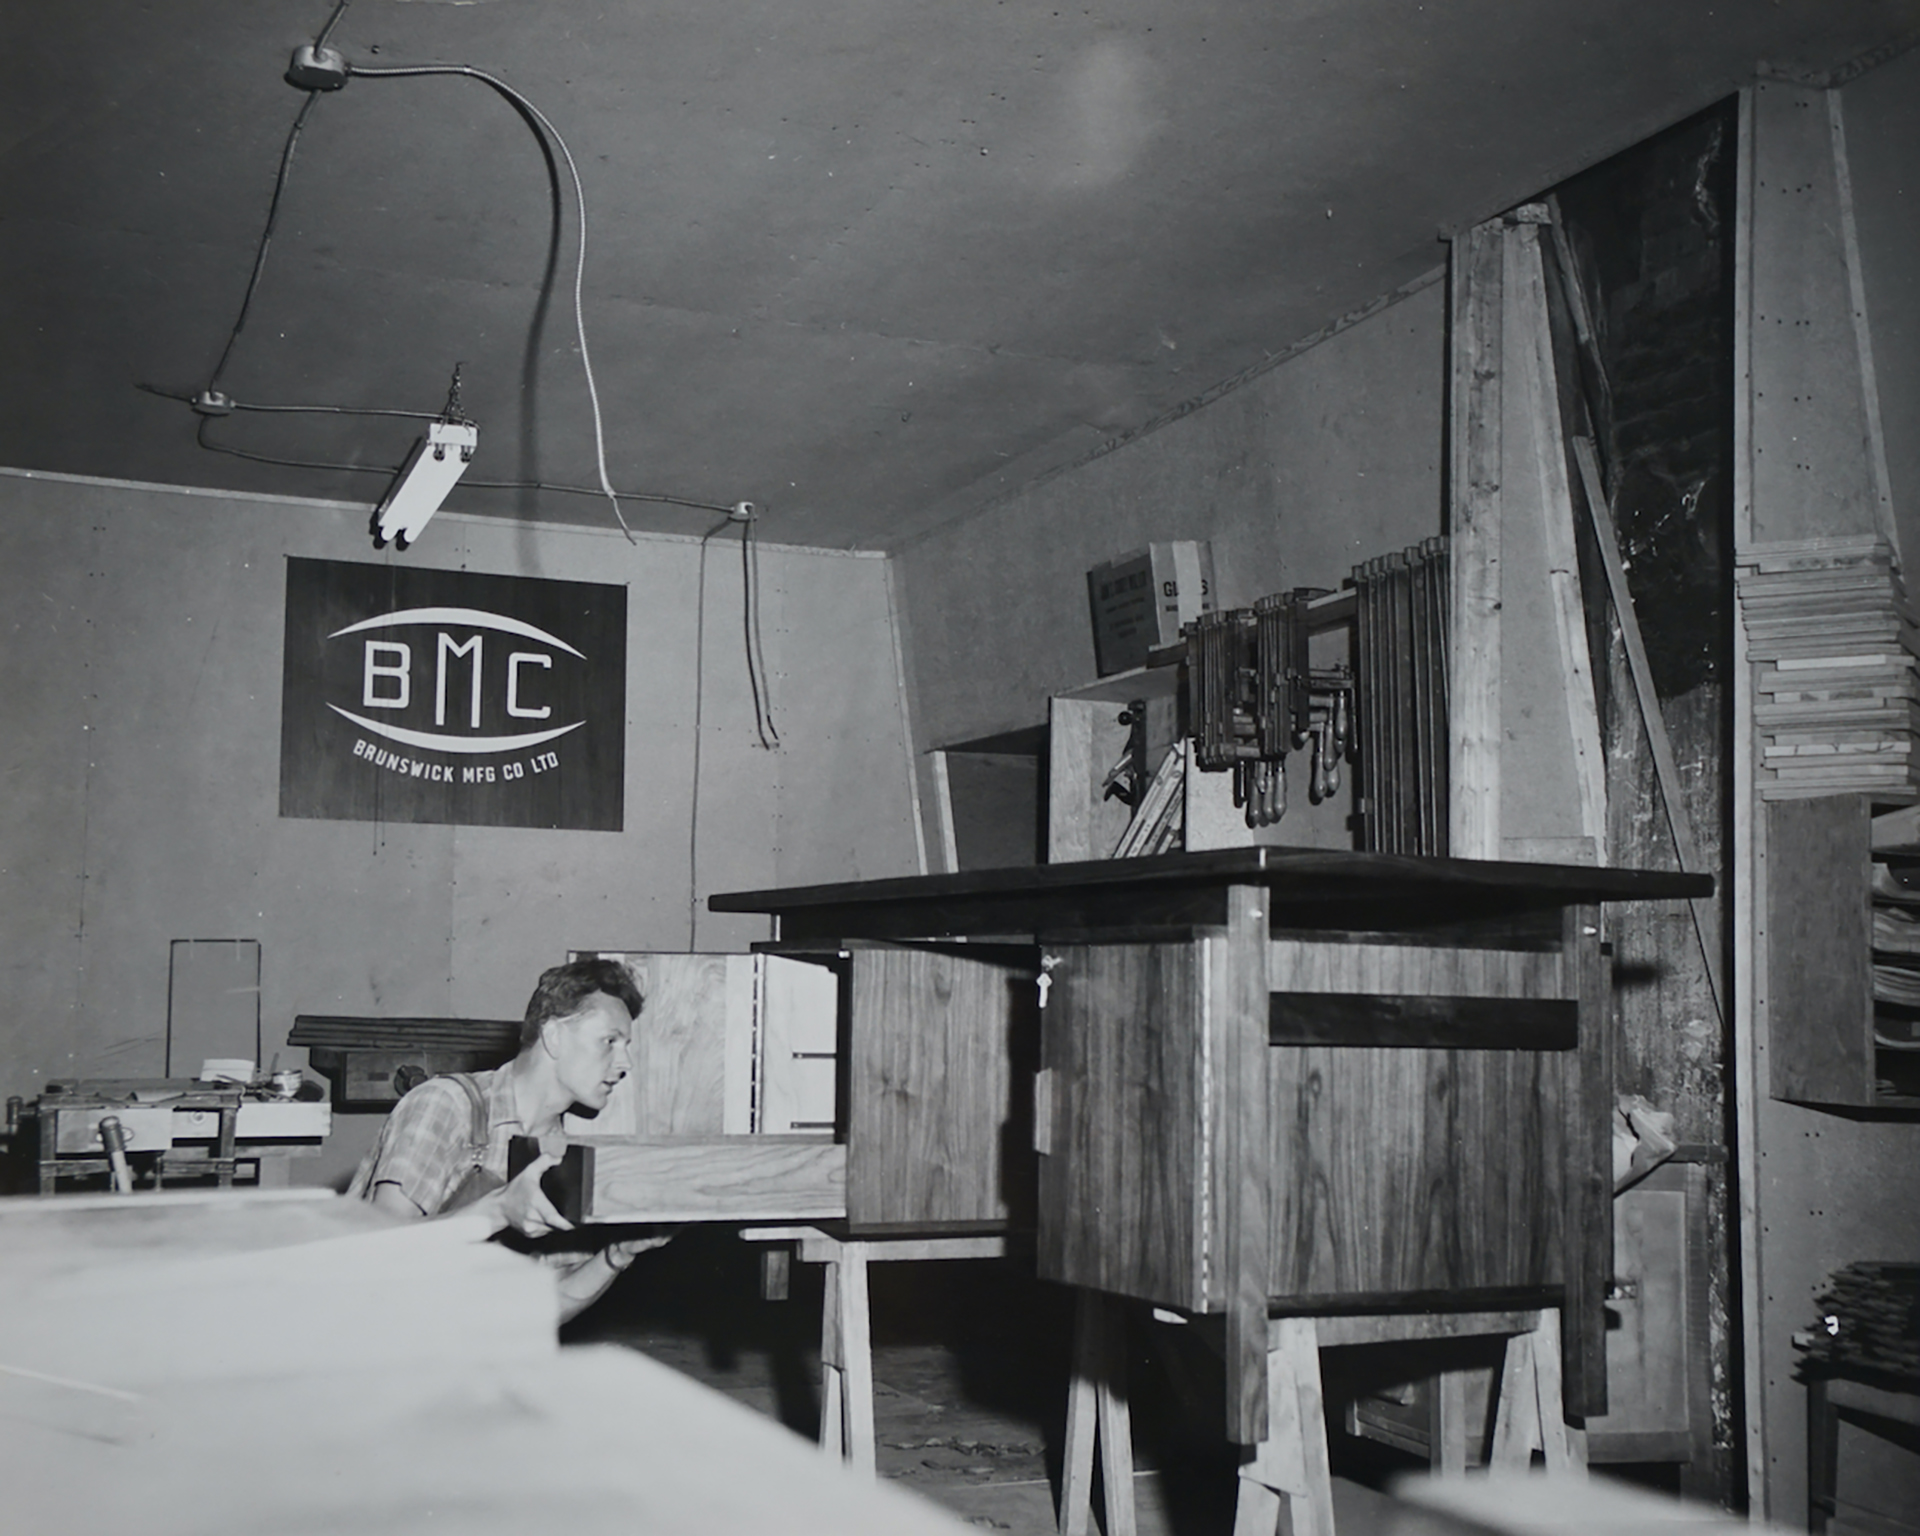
(1037, 940, 1207, 1308)
(1267, 1043, 1572, 1298)
(846, 946, 1038, 1228)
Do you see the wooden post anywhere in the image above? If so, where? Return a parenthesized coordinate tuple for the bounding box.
(1508, 218, 1606, 859)
(1060, 1289, 1134, 1536)
(1562, 904, 1611, 1419)
(1213, 884, 1272, 1445)
(1449, 220, 1506, 859)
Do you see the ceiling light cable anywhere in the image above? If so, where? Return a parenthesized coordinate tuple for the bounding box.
(312, 0, 352, 52)
(204, 89, 325, 397)
(349, 62, 635, 543)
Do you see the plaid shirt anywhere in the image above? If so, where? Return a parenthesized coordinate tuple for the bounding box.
(347, 1067, 525, 1217)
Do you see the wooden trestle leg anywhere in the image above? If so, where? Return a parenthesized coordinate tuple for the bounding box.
(1060, 1288, 1135, 1536)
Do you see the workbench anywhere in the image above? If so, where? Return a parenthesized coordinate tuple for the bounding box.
(24, 1078, 331, 1192)
(706, 847, 1711, 1456)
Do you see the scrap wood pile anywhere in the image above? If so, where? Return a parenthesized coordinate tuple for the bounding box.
(1795, 1261, 1920, 1383)
(1739, 537, 1920, 800)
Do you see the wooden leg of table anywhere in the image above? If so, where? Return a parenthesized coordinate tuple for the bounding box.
(1095, 1297, 1136, 1536)
(1236, 1318, 1334, 1536)
(1431, 1367, 1471, 1475)
(1490, 1323, 1541, 1471)
(839, 1242, 876, 1477)
(1528, 1310, 1580, 1477)
(1061, 1291, 1101, 1536)
(1807, 1378, 1837, 1536)
(820, 1257, 846, 1459)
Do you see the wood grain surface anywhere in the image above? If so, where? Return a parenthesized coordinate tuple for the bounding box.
(845, 946, 1038, 1228)
(1037, 940, 1208, 1310)
(578, 1136, 846, 1223)
(569, 953, 741, 1137)
(1765, 794, 1873, 1103)
(1267, 1041, 1571, 1301)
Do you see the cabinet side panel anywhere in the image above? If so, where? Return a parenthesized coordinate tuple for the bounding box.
(1765, 796, 1871, 1104)
(1038, 942, 1206, 1308)
(846, 948, 1037, 1228)
(1268, 1044, 1569, 1298)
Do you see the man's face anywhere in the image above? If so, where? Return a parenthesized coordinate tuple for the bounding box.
(545, 990, 633, 1112)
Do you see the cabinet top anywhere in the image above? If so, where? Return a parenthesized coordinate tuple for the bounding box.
(710, 847, 1711, 943)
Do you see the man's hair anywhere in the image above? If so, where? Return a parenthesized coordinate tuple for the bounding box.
(520, 958, 644, 1048)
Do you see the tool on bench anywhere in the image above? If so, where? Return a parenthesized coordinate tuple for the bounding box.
(1185, 589, 1353, 828)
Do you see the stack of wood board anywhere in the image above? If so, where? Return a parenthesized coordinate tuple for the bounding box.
(1795, 1260, 1920, 1381)
(1739, 537, 1920, 799)
(0, 1190, 967, 1536)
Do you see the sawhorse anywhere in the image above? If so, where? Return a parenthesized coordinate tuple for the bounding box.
(741, 1225, 1010, 1477)
(1063, 1293, 1584, 1536)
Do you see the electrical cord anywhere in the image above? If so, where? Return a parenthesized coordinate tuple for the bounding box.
(139, 382, 440, 423)
(207, 89, 324, 395)
(349, 62, 634, 543)
(687, 514, 733, 950)
(312, 0, 351, 52)
(740, 511, 781, 749)
(176, 17, 745, 532)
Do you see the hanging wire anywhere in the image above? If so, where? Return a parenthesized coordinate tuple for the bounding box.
(739, 510, 781, 750)
(312, 0, 352, 52)
(349, 61, 635, 542)
(687, 514, 735, 950)
(206, 90, 324, 395)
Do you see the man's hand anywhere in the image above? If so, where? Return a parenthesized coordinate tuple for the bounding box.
(552, 1231, 679, 1322)
(496, 1153, 574, 1238)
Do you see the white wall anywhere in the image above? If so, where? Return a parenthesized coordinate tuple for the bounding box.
(0, 469, 920, 1184)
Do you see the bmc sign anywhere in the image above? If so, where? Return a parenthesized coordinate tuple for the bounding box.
(279, 557, 627, 830)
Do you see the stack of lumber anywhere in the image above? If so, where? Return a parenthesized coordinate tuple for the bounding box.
(1740, 538, 1920, 799)
(0, 1190, 968, 1536)
(1795, 1260, 1920, 1383)
(1110, 742, 1186, 856)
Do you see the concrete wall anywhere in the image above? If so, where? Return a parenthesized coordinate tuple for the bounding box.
(0, 469, 919, 1185)
(893, 276, 1447, 851)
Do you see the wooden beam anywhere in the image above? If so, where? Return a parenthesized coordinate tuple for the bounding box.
(1827, 90, 1903, 570)
(1509, 222, 1607, 858)
(1570, 434, 1726, 1026)
(1449, 222, 1506, 859)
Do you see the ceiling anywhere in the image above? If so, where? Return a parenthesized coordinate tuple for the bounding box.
(3, 1, 1917, 553)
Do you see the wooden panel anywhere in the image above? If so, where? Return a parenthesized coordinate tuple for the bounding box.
(845, 946, 1038, 1229)
(1269, 939, 1566, 996)
(1766, 796, 1873, 1104)
(577, 1137, 846, 1223)
(1585, 1168, 1697, 1460)
(568, 953, 744, 1137)
(1268, 1043, 1572, 1299)
(1267, 993, 1577, 1050)
(1037, 940, 1207, 1309)
(757, 953, 840, 1134)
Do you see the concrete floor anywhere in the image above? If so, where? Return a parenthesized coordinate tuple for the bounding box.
(566, 1228, 1412, 1536)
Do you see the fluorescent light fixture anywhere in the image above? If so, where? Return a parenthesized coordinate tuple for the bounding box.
(374, 421, 478, 549)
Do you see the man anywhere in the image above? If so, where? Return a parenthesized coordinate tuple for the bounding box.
(349, 957, 669, 1321)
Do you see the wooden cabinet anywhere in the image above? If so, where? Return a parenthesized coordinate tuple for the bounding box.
(1766, 796, 1920, 1108)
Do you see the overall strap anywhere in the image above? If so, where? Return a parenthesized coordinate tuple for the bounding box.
(442, 1072, 491, 1160)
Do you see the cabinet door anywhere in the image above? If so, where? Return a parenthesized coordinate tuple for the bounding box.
(1035, 940, 1212, 1311)
(845, 946, 1039, 1229)
(1767, 796, 1873, 1105)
